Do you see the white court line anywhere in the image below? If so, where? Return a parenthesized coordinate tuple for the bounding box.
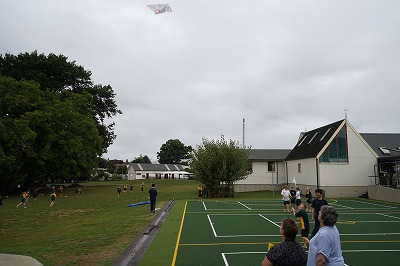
(237, 201, 252, 210)
(343, 249, 400, 252)
(349, 200, 397, 209)
(207, 214, 218, 237)
(340, 232, 400, 236)
(376, 213, 400, 220)
(352, 221, 400, 223)
(332, 203, 354, 209)
(216, 234, 280, 238)
(259, 214, 280, 227)
(202, 201, 207, 210)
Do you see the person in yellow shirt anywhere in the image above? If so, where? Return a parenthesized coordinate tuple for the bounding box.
(197, 184, 203, 202)
(50, 192, 57, 207)
(16, 192, 28, 208)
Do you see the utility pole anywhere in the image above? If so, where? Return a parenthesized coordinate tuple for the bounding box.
(242, 118, 245, 148)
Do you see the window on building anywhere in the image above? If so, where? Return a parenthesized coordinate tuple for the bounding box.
(379, 147, 391, 155)
(319, 126, 348, 163)
(268, 162, 275, 172)
(308, 132, 319, 144)
(298, 163, 301, 173)
(298, 136, 307, 146)
(320, 128, 331, 141)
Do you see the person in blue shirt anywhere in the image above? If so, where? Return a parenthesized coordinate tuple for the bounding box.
(307, 205, 344, 266)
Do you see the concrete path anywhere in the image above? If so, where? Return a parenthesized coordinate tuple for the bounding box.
(0, 253, 43, 266)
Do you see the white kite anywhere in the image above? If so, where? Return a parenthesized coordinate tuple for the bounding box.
(147, 4, 172, 14)
(292, 177, 297, 186)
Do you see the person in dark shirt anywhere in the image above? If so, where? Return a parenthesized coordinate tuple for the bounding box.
(261, 218, 307, 266)
(305, 187, 312, 212)
(148, 183, 158, 213)
(290, 187, 296, 209)
(310, 188, 328, 239)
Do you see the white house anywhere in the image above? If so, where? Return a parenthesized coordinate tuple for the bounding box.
(127, 163, 191, 180)
(285, 119, 381, 197)
(235, 149, 291, 192)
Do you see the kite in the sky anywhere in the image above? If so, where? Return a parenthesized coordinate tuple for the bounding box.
(147, 4, 172, 14)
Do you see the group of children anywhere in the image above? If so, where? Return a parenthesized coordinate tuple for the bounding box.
(117, 183, 145, 197)
(281, 186, 328, 250)
(14, 185, 83, 208)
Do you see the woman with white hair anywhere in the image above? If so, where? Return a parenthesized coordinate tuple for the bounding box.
(307, 205, 344, 266)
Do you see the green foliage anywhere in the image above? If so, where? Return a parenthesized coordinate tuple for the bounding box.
(0, 76, 102, 191)
(190, 137, 251, 197)
(0, 51, 121, 192)
(157, 139, 192, 164)
(0, 51, 121, 153)
(131, 154, 152, 164)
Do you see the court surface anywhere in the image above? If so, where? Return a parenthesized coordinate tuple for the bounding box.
(172, 198, 400, 266)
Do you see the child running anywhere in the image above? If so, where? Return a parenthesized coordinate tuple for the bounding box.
(50, 192, 57, 207)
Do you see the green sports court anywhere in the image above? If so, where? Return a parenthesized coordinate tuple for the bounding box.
(171, 198, 400, 266)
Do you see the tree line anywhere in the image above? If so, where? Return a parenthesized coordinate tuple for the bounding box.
(1, 51, 251, 197)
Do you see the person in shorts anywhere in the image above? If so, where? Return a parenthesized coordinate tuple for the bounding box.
(295, 187, 302, 210)
(292, 203, 310, 249)
(281, 185, 291, 212)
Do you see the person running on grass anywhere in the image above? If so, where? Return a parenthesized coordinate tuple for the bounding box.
(292, 203, 310, 249)
(16, 191, 28, 208)
(117, 187, 121, 197)
(50, 192, 57, 207)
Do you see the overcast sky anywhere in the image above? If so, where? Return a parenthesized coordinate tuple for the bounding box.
(1, 0, 399, 162)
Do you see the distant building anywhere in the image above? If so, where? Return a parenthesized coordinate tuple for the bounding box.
(235, 149, 291, 192)
(127, 163, 192, 180)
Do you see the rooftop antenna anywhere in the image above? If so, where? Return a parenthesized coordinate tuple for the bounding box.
(344, 109, 349, 119)
(242, 118, 245, 148)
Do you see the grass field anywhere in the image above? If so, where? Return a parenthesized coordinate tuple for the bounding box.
(0, 179, 196, 265)
(2, 181, 400, 266)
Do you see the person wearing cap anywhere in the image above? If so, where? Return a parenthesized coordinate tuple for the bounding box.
(310, 188, 328, 239)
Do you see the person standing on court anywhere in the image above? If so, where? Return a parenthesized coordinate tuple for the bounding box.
(197, 184, 203, 202)
(311, 188, 328, 239)
(305, 187, 312, 212)
(261, 218, 307, 266)
(290, 186, 297, 209)
(295, 187, 302, 210)
(148, 183, 158, 213)
(292, 203, 310, 249)
(281, 185, 291, 212)
(307, 205, 344, 266)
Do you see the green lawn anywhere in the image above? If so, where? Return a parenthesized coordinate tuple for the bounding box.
(0, 179, 198, 265)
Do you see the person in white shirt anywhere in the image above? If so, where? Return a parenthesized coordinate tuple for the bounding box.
(281, 185, 291, 212)
(295, 187, 302, 210)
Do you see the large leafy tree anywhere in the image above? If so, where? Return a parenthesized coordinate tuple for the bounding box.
(0, 51, 118, 192)
(190, 137, 250, 198)
(157, 139, 192, 164)
(0, 51, 121, 152)
(0, 76, 103, 191)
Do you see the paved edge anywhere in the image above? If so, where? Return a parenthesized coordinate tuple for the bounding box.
(113, 200, 175, 266)
(0, 253, 43, 266)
